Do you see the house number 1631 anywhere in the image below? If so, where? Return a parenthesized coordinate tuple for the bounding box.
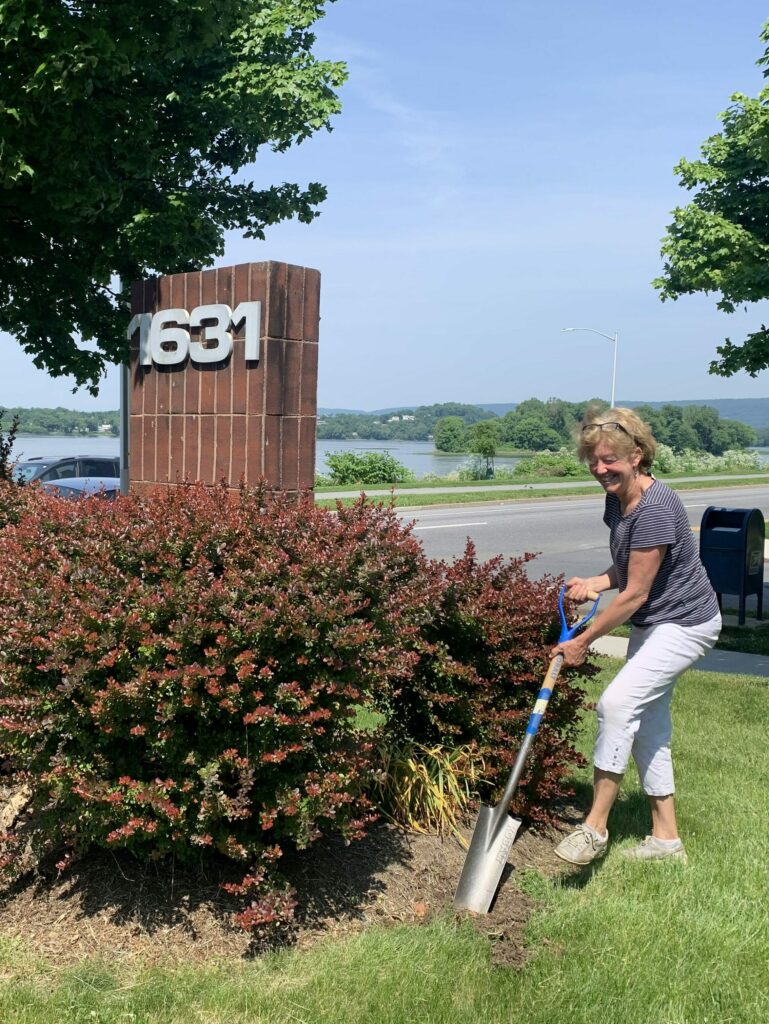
(127, 302, 262, 367)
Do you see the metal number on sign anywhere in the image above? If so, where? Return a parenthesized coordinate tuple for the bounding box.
(127, 302, 261, 368)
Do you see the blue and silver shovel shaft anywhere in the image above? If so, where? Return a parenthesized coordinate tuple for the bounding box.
(453, 586, 600, 914)
(494, 587, 601, 814)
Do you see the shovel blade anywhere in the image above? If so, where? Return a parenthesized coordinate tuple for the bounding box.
(453, 804, 522, 914)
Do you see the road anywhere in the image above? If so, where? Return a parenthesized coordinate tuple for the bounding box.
(397, 482, 769, 583)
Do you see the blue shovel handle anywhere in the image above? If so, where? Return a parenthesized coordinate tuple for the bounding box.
(558, 584, 601, 642)
(524, 585, 601, 738)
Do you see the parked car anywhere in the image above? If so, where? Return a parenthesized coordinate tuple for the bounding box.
(40, 476, 121, 500)
(14, 455, 120, 484)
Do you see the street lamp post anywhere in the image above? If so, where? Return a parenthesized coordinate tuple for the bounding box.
(562, 327, 619, 408)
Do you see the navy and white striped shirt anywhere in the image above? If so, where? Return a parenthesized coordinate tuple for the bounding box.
(604, 478, 719, 627)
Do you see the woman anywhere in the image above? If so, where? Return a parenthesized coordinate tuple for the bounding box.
(552, 407, 721, 865)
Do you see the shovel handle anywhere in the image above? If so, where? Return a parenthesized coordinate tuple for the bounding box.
(495, 590, 601, 813)
(524, 654, 564, 737)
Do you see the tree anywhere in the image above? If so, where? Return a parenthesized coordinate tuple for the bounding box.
(468, 420, 501, 476)
(654, 22, 769, 378)
(434, 416, 468, 453)
(505, 414, 562, 451)
(0, 1, 346, 391)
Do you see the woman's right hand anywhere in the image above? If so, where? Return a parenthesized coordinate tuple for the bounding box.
(564, 577, 598, 602)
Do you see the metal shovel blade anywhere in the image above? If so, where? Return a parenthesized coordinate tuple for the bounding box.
(453, 804, 522, 914)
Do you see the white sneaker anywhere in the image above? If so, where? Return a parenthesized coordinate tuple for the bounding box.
(621, 836, 688, 863)
(554, 823, 608, 865)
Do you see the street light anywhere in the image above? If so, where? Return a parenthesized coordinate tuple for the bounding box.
(562, 327, 619, 409)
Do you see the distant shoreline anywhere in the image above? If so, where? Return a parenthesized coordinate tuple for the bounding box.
(16, 432, 118, 439)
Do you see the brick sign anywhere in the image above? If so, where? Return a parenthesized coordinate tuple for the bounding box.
(128, 262, 319, 494)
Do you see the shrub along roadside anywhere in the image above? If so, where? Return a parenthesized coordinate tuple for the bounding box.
(0, 483, 589, 936)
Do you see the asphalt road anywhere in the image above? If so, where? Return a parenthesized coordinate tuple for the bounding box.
(397, 482, 769, 584)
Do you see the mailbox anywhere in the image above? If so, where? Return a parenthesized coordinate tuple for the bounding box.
(699, 507, 765, 625)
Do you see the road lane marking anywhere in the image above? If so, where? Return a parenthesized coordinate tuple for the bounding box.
(414, 521, 488, 531)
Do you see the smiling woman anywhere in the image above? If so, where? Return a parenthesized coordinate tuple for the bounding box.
(551, 406, 722, 868)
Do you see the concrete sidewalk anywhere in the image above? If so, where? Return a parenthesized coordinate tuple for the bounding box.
(590, 633, 769, 677)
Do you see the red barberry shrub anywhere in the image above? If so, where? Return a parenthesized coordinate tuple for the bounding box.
(0, 481, 590, 932)
(0, 483, 434, 927)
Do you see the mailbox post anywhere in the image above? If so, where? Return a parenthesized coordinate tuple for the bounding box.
(699, 507, 765, 625)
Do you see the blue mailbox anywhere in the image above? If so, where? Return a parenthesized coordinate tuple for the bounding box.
(699, 507, 765, 625)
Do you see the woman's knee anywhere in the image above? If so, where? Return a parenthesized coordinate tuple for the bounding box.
(597, 688, 633, 732)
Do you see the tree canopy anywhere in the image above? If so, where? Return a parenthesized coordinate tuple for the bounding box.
(654, 21, 769, 378)
(0, 0, 345, 391)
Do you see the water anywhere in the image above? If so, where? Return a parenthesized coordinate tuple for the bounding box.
(316, 439, 521, 477)
(14, 435, 520, 478)
(14, 435, 120, 461)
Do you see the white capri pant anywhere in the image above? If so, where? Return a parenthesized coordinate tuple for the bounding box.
(594, 612, 721, 795)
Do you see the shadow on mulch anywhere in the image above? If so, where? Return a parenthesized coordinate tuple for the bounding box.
(0, 810, 585, 970)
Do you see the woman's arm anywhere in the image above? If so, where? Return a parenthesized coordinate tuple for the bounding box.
(555, 545, 667, 665)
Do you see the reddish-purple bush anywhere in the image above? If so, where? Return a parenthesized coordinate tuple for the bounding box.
(0, 481, 590, 932)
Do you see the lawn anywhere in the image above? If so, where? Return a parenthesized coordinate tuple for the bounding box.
(1, 659, 767, 1023)
(314, 473, 769, 509)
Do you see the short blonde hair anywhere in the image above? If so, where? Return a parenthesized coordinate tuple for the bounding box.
(576, 407, 656, 473)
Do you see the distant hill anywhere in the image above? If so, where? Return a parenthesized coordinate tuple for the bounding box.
(320, 398, 769, 430)
(621, 398, 769, 430)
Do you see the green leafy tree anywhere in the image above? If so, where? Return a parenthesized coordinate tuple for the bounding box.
(468, 420, 501, 476)
(505, 414, 562, 451)
(654, 22, 769, 378)
(433, 416, 468, 453)
(0, 411, 19, 483)
(0, 0, 346, 391)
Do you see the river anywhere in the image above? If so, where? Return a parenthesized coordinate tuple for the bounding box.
(12, 435, 522, 477)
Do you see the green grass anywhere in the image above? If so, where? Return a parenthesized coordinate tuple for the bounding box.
(715, 620, 769, 655)
(315, 468, 765, 493)
(1, 662, 768, 1023)
(315, 474, 769, 509)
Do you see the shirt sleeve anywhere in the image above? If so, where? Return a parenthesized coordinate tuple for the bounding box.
(629, 500, 676, 549)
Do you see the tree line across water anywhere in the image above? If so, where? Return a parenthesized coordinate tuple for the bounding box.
(5, 399, 763, 456)
(0, 407, 119, 437)
(320, 398, 761, 456)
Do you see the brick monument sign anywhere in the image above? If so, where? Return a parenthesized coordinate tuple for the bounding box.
(128, 261, 319, 495)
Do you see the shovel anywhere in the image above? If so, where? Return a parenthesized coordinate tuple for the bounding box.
(453, 585, 600, 914)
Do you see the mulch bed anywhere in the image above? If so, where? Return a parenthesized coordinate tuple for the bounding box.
(0, 789, 581, 970)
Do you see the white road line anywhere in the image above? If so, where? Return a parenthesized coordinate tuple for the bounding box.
(414, 521, 488, 531)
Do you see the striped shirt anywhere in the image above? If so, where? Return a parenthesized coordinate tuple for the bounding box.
(604, 478, 719, 627)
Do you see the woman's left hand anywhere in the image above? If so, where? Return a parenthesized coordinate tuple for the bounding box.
(552, 635, 590, 667)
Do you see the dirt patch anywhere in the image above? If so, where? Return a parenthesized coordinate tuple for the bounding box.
(0, 798, 581, 969)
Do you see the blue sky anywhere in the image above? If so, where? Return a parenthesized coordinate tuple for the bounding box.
(5, 0, 769, 411)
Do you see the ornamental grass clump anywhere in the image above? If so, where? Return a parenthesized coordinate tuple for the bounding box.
(0, 482, 589, 935)
(372, 740, 489, 838)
